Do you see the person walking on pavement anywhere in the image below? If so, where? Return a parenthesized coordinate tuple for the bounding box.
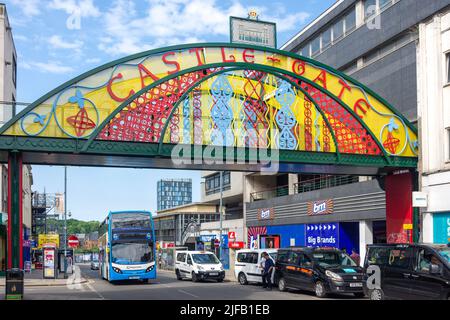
(350, 248, 361, 266)
(261, 252, 275, 290)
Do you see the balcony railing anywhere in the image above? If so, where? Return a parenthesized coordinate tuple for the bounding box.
(294, 175, 359, 194)
(250, 185, 289, 202)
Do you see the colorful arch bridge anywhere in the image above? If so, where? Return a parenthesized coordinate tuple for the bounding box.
(0, 43, 417, 175)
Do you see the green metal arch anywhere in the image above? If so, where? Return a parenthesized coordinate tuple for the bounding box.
(0, 42, 417, 137)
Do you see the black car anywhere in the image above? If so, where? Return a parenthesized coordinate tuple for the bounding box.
(274, 247, 365, 298)
(363, 243, 450, 300)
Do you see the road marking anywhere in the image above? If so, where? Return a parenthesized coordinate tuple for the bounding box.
(178, 289, 199, 298)
(85, 280, 105, 300)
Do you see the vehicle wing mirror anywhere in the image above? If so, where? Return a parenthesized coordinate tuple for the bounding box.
(430, 264, 440, 274)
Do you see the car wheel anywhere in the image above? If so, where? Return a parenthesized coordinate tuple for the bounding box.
(353, 292, 366, 298)
(192, 272, 199, 282)
(238, 273, 248, 285)
(217, 278, 224, 283)
(314, 281, 327, 298)
(175, 269, 182, 280)
(369, 289, 384, 301)
(278, 277, 287, 292)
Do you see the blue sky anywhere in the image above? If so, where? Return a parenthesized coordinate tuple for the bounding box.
(5, 0, 336, 222)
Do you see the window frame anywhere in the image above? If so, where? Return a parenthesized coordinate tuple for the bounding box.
(446, 52, 450, 85)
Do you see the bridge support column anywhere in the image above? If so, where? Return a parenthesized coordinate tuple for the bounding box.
(385, 172, 413, 244)
(6, 151, 23, 300)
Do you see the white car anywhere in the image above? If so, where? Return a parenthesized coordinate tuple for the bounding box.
(175, 251, 225, 282)
(234, 249, 278, 285)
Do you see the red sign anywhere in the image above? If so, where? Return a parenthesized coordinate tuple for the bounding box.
(228, 231, 236, 241)
(228, 242, 245, 249)
(68, 235, 79, 248)
(214, 239, 220, 247)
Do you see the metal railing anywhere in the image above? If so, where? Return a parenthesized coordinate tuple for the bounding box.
(250, 185, 289, 202)
(294, 175, 359, 194)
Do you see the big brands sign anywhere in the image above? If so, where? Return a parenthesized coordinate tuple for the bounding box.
(307, 199, 333, 216)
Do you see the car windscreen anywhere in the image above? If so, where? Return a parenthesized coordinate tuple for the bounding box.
(192, 254, 220, 264)
(437, 247, 450, 265)
(312, 251, 357, 267)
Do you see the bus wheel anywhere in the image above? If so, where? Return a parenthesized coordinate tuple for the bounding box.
(141, 279, 149, 284)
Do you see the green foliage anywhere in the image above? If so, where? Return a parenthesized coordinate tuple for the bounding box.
(43, 218, 100, 235)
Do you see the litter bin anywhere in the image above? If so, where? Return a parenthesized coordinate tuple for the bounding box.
(6, 268, 24, 300)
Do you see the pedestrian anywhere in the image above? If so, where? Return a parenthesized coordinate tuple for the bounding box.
(350, 248, 361, 266)
(261, 252, 275, 290)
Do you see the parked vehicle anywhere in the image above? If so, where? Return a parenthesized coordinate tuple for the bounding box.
(364, 243, 450, 300)
(90, 259, 99, 270)
(274, 247, 365, 298)
(234, 249, 278, 285)
(175, 251, 225, 282)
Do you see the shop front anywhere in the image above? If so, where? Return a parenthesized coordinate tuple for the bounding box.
(246, 179, 388, 264)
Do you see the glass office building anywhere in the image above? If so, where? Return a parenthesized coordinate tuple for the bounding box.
(157, 179, 192, 211)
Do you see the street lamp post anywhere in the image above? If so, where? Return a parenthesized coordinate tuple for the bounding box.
(218, 171, 223, 261)
(63, 166, 67, 278)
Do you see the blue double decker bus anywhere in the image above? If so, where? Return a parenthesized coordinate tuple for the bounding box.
(98, 211, 156, 282)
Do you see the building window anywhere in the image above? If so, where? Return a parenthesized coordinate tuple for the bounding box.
(12, 55, 17, 86)
(344, 8, 356, 33)
(322, 28, 332, 50)
(205, 171, 231, 195)
(332, 19, 344, 42)
(365, 0, 394, 20)
(446, 53, 450, 84)
(365, 0, 377, 19)
(311, 37, 321, 56)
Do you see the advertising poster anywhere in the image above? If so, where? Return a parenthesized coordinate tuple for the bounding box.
(43, 248, 55, 278)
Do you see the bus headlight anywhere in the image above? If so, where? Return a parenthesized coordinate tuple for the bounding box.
(113, 267, 122, 274)
(146, 265, 154, 273)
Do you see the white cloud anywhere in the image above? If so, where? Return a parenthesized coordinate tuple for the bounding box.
(48, 35, 84, 50)
(86, 58, 102, 64)
(21, 60, 74, 74)
(97, 0, 310, 56)
(48, 0, 101, 18)
(10, 0, 42, 17)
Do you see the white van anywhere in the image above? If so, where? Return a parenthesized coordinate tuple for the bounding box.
(234, 249, 278, 285)
(175, 251, 225, 282)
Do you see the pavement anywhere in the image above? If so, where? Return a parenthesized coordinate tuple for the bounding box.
(0, 266, 88, 287)
(0, 264, 365, 300)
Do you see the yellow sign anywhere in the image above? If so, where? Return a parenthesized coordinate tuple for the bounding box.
(38, 234, 60, 248)
(403, 224, 413, 230)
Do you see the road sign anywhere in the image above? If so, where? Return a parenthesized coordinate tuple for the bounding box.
(214, 239, 220, 247)
(228, 231, 236, 241)
(68, 235, 79, 248)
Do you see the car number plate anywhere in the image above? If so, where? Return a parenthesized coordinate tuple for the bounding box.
(350, 282, 363, 287)
(209, 272, 218, 276)
(128, 276, 140, 279)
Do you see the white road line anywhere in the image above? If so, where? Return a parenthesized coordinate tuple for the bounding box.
(85, 281, 105, 300)
(178, 289, 199, 298)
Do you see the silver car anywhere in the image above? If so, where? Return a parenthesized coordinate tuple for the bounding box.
(90, 260, 99, 270)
